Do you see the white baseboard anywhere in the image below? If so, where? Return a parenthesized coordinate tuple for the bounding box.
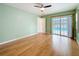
(0, 33, 38, 45)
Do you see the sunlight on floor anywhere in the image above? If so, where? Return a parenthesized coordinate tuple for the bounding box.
(51, 35, 71, 56)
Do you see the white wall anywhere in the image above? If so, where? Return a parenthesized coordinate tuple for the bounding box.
(37, 17, 46, 33)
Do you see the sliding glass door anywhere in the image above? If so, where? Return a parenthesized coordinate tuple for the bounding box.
(52, 17, 61, 35)
(52, 15, 72, 37)
(61, 16, 68, 36)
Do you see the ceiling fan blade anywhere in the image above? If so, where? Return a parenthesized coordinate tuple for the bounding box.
(34, 6, 41, 8)
(44, 5, 52, 8)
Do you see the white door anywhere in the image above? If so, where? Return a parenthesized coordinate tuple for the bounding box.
(37, 17, 45, 33)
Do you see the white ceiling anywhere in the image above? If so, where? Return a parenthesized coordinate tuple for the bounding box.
(4, 3, 79, 16)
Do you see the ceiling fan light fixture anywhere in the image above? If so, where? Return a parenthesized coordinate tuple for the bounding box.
(40, 7, 44, 12)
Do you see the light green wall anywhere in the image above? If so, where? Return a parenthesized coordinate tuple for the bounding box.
(76, 9, 79, 44)
(77, 33, 79, 44)
(45, 17, 51, 34)
(0, 4, 38, 43)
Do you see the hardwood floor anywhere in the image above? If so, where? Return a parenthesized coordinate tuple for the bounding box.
(0, 33, 79, 56)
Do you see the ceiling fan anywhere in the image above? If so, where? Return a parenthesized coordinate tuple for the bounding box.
(34, 3, 52, 12)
